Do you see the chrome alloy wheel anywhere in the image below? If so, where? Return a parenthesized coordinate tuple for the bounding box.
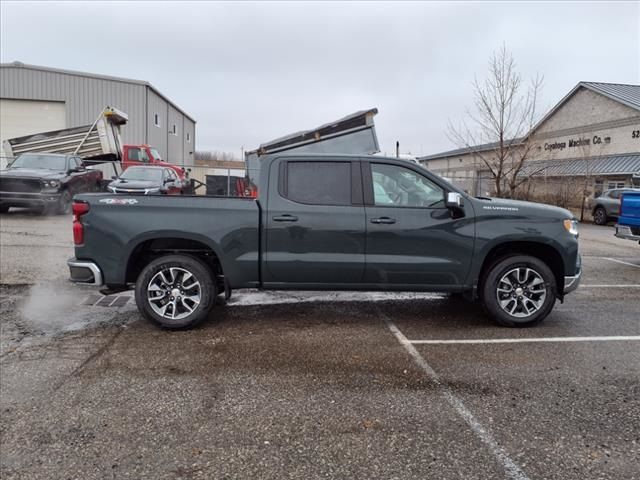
(147, 267, 201, 320)
(496, 267, 547, 318)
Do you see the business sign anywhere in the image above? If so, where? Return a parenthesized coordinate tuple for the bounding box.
(544, 135, 611, 151)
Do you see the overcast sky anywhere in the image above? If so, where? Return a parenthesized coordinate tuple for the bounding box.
(1, 1, 639, 157)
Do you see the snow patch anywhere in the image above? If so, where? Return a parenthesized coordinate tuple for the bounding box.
(228, 290, 445, 306)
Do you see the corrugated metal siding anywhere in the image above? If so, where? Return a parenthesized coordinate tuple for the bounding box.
(146, 88, 168, 158)
(183, 117, 195, 166)
(520, 154, 640, 177)
(1, 65, 196, 164)
(0, 66, 146, 146)
(167, 104, 183, 162)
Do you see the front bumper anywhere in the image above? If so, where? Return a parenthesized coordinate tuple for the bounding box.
(0, 191, 61, 207)
(563, 267, 582, 295)
(68, 258, 103, 286)
(615, 225, 640, 242)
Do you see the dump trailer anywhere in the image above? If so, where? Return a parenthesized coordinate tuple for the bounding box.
(2, 106, 127, 162)
(1, 107, 191, 189)
(2, 106, 128, 182)
(244, 108, 380, 187)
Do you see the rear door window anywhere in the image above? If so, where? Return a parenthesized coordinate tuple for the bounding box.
(283, 161, 352, 206)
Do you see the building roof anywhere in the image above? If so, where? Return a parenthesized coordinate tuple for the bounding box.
(418, 138, 524, 162)
(529, 82, 640, 135)
(518, 153, 640, 177)
(580, 82, 640, 111)
(1, 61, 196, 123)
(419, 81, 640, 163)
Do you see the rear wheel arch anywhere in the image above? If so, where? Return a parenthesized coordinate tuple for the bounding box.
(125, 236, 225, 288)
(478, 241, 565, 296)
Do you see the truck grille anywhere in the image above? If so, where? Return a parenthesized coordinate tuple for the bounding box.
(0, 178, 42, 193)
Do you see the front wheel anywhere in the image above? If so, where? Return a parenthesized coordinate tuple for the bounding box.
(481, 255, 556, 327)
(56, 190, 72, 215)
(135, 254, 216, 329)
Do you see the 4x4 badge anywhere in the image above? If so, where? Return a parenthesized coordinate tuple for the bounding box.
(99, 198, 139, 205)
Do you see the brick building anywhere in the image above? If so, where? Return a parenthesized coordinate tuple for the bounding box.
(418, 82, 640, 203)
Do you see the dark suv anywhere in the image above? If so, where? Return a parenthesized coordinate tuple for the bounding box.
(0, 153, 102, 214)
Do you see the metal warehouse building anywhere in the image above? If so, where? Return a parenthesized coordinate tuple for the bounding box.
(0, 61, 196, 167)
(418, 82, 640, 200)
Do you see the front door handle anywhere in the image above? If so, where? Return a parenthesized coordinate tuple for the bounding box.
(370, 217, 396, 224)
(273, 214, 299, 222)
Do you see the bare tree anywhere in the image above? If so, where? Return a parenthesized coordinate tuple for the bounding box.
(448, 45, 544, 197)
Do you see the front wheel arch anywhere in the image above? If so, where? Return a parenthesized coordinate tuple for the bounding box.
(478, 241, 564, 297)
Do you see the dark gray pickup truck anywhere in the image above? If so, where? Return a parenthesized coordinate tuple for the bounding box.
(68, 154, 581, 329)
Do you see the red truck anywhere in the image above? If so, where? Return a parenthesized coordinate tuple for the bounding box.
(1, 106, 191, 190)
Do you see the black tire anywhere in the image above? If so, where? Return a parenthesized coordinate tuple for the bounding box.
(481, 255, 556, 327)
(135, 254, 216, 329)
(56, 190, 72, 215)
(593, 207, 608, 225)
(0, 205, 9, 213)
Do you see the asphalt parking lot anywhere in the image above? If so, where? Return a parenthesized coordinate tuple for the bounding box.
(1, 210, 639, 479)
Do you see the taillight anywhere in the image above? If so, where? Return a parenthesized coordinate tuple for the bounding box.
(72, 201, 90, 245)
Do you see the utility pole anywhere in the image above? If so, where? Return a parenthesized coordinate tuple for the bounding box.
(395, 141, 399, 158)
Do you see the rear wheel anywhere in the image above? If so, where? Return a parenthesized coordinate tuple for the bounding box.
(481, 255, 556, 327)
(593, 207, 608, 225)
(135, 254, 216, 329)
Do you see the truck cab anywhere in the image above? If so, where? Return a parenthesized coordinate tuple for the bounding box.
(121, 145, 187, 181)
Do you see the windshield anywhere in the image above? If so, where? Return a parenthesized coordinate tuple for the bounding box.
(121, 167, 164, 182)
(10, 154, 68, 171)
(149, 148, 162, 161)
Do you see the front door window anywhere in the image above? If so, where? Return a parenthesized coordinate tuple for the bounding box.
(371, 163, 444, 208)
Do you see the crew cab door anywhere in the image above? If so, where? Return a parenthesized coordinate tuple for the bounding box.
(363, 161, 475, 287)
(264, 158, 365, 285)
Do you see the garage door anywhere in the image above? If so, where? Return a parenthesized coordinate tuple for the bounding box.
(0, 99, 66, 161)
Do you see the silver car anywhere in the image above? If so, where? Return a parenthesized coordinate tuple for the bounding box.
(591, 188, 640, 225)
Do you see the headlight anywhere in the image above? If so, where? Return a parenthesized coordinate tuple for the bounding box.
(108, 186, 117, 193)
(563, 219, 579, 236)
(43, 180, 60, 188)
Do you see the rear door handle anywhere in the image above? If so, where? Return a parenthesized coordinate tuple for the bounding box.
(370, 217, 396, 224)
(273, 214, 299, 222)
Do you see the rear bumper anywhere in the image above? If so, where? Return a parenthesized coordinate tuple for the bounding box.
(0, 191, 61, 207)
(68, 258, 104, 286)
(615, 225, 640, 242)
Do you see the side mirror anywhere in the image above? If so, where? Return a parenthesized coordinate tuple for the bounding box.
(111, 175, 118, 180)
(445, 192, 464, 209)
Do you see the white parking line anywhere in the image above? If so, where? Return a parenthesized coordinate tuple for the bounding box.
(601, 257, 640, 268)
(381, 312, 530, 480)
(580, 284, 640, 288)
(408, 336, 640, 345)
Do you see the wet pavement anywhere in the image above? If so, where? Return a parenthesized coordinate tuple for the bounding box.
(0, 212, 639, 479)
